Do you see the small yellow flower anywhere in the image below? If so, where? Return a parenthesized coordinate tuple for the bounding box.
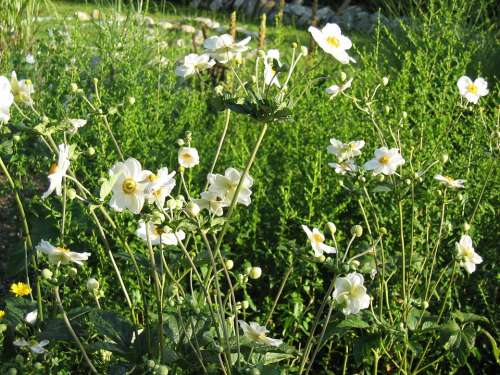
(0, 309, 6, 320)
(10, 282, 32, 297)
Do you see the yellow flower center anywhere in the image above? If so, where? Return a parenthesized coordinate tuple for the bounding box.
(49, 162, 59, 175)
(326, 36, 340, 48)
(350, 284, 364, 298)
(148, 174, 158, 182)
(378, 155, 391, 165)
(181, 153, 193, 163)
(0, 310, 6, 320)
(443, 176, 454, 184)
(462, 247, 473, 258)
(248, 330, 266, 342)
(312, 233, 323, 243)
(153, 226, 164, 236)
(122, 178, 137, 194)
(467, 83, 478, 94)
(56, 247, 70, 253)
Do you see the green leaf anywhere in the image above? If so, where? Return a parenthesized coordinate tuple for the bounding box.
(92, 311, 134, 350)
(164, 314, 180, 344)
(262, 352, 294, 365)
(353, 334, 379, 365)
(40, 318, 84, 341)
(337, 315, 370, 329)
(452, 311, 488, 323)
(372, 184, 392, 193)
(4, 297, 36, 326)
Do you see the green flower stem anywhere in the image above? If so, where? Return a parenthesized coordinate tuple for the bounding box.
(203, 109, 231, 191)
(54, 286, 98, 374)
(265, 265, 293, 326)
(146, 226, 164, 363)
(0, 155, 43, 321)
(174, 232, 232, 374)
(298, 273, 337, 374)
(342, 345, 349, 375)
(304, 302, 335, 375)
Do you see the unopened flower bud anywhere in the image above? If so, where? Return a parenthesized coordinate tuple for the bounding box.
(327, 222, 337, 234)
(350, 260, 360, 268)
(358, 176, 366, 183)
(351, 225, 363, 237)
(384, 105, 390, 114)
(422, 301, 429, 309)
(317, 255, 326, 263)
(457, 193, 464, 201)
(340, 71, 347, 82)
(242, 300, 249, 310)
(87, 146, 96, 156)
(70, 83, 78, 92)
(128, 96, 136, 105)
(93, 77, 99, 85)
(86, 278, 99, 292)
(7, 368, 18, 375)
(405, 178, 411, 185)
(225, 259, 234, 270)
(166, 198, 177, 210)
(67, 188, 77, 200)
(108, 107, 118, 115)
(291, 42, 298, 49)
(249, 266, 262, 279)
(402, 111, 408, 119)
(441, 154, 449, 164)
(41, 268, 53, 279)
(186, 201, 200, 217)
(463, 222, 471, 232)
(379, 227, 388, 235)
(13, 134, 21, 142)
(300, 45, 308, 56)
(147, 360, 156, 369)
(382, 76, 389, 86)
(377, 174, 385, 182)
(176, 138, 185, 146)
(68, 267, 78, 277)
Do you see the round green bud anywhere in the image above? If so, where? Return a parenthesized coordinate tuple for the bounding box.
(128, 96, 136, 105)
(422, 301, 429, 309)
(34, 363, 43, 370)
(41, 268, 53, 279)
(176, 138, 185, 146)
(463, 222, 471, 232)
(242, 300, 249, 310)
(340, 71, 347, 82)
(300, 45, 308, 56)
(67, 188, 77, 200)
(317, 255, 326, 263)
(185, 201, 200, 217)
(15, 354, 24, 363)
(382, 76, 389, 86)
(147, 360, 156, 368)
(441, 154, 449, 164)
(87, 147, 96, 156)
(7, 368, 18, 375)
(350, 260, 360, 268)
(327, 222, 337, 235)
(379, 227, 388, 235)
(249, 266, 262, 279)
(377, 174, 385, 182)
(291, 42, 298, 49)
(157, 365, 169, 375)
(384, 105, 390, 114)
(402, 111, 408, 119)
(405, 178, 411, 185)
(250, 369, 261, 375)
(225, 259, 234, 270)
(93, 78, 99, 85)
(457, 193, 464, 201)
(68, 267, 78, 277)
(13, 134, 21, 142)
(70, 83, 79, 92)
(351, 225, 363, 238)
(86, 278, 100, 292)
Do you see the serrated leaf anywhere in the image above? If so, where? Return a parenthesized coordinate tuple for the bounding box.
(452, 311, 488, 323)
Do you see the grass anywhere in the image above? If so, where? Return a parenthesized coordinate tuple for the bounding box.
(0, 0, 498, 373)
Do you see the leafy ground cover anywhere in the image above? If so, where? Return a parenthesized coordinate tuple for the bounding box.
(0, 0, 498, 374)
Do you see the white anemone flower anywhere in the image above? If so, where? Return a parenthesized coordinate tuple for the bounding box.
(136, 221, 186, 246)
(434, 174, 465, 189)
(302, 225, 336, 257)
(238, 320, 282, 347)
(456, 235, 482, 274)
(457, 76, 488, 104)
(308, 23, 355, 64)
(36, 240, 90, 266)
(26, 53, 36, 64)
(208, 167, 253, 206)
(14, 339, 49, 354)
(203, 34, 251, 64)
(327, 138, 365, 162)
(332, 272, 371, 315)
(193, 191, 228, 216)
(178, 147, 200, 168)
(0, 75, 14, 123)
(11, 71, 35, 105)
(109, 158, 149, 214)
(42, 144, 70, 199)
(364, 147, 405, 176)
(25, 310, 38, 325)
(328, 159, 358, 175)
(145, 167, 176, 208)
(68, 118, 87, 134)
(175, 53, 215, 78)
(325, 78, 353, 97)
(263, 49, 281, 88)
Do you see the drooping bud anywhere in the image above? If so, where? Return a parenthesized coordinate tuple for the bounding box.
(249, 266, 262, 279)
(351, 225, 363, 238)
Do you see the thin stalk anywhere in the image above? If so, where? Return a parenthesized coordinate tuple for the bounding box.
(54, 286, 98, 374)
(204, 109, 231, 191)
(304, 302, 335, 375)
